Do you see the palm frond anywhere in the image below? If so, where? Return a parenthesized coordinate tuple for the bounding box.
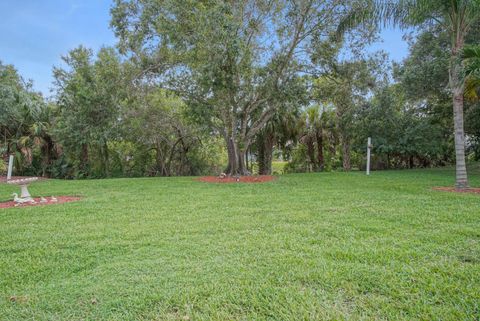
(465, 76, 480, 100)
(337, 0, 477, 36)
(463, 44, 480, 100)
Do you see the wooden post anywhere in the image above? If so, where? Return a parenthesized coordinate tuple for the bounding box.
(7, 155, 14, 180)
(366, 137, 371, 176)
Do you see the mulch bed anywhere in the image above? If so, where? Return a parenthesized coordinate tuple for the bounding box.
(0, 196, 81, 209)
(0, 176, 48, 184)
(197, 175, 276, 183)
(432, 187, 480, 195)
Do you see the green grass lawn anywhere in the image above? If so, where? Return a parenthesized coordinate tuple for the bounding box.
(248, 160, 287, 175)
(1, 167, 479, 320)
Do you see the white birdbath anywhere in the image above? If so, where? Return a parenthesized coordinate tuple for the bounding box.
(7, 177, 38, 202)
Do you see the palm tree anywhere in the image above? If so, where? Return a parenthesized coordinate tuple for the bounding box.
(345, 0, 480, 188)
(298, 105, 338, 172)
(256, 109, 300, 175)
(463, 44, 480, 101)
(16, 102, 58, 176)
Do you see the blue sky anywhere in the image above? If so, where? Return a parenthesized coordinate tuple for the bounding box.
(0, 1, 410, 97)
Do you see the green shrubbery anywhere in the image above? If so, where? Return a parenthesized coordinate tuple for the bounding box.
(0, 159, 5, 175)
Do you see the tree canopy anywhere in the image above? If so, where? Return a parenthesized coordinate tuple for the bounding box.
(0, 0, 479, 186)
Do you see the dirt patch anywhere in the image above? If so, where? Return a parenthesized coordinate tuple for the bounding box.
(432, 187, 480, 195)
(0, 196, 81, 209)
(197, 175, 276, 184)
(0, 176, 47, 184)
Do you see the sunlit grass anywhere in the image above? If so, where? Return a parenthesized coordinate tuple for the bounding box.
(1, 166, 479, 320)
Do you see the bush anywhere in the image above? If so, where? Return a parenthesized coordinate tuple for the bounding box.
(0, 158, 6, 175)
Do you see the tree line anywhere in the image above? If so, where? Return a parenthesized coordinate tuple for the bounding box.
(1, 0, 479, 187)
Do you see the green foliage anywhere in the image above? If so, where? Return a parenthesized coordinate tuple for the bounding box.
(393, 26, 450, 104)
(48, 45, 225, 178)
(286, 104, 339, 173)
(466, 102, 480, 159)
(0, 61, 56, 176)
(310, 29, 386, 171)
(110, 0, 373, 175)
(354, 84, 451, 169)
(2, 1, 480, 179)
(463, 44, 480, 100)
(53, 46, 125, 178)
(122, 88, 224, 177)
(188, 135, 228, 176)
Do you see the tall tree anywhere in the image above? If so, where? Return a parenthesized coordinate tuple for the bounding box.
(299, 105, 332, 171)
(255, 75, 306, 175)
(345, 0, 480, 187)
(53, 46, 125, 177)
(256, 108, 300, 175)
(110, 0, 367, 175)
(313, 57, 379, 170)
(0, 61, 50, 174)
(463, 44, 480, 159)
(122, 88, 204, 176)
(355, 84, 447, 169)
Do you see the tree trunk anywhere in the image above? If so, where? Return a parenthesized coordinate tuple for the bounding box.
(41, 137, 54, 177)
(337, 106, 351, 171)
(155, 141, 168, 176)
(225, 136, 238, 174)
(258, 132, 274, 175)
(256, 133, 264, 175)
(262, 142, 273, 175)
(80, 143, 89, 175)
(225, 136, 250, 176)
(81, 144, 88, 163)
(452, 86, 468, 188)
(450, 34, 468, 188)
(316, 130, 324, 171)
(341, 134, 351, 171)
(305, 136, 316, 171)
(237, 148, 249, 175)
(102, 141, 109, 177)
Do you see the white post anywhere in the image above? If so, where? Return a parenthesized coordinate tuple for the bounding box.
(7, 155, 14, 180)
(366, 137, 371, 176)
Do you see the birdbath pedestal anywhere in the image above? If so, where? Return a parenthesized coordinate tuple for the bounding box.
(7, 177, 38, 201)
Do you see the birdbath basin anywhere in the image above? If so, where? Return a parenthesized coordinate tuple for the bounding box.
(7, 177, 38, 201)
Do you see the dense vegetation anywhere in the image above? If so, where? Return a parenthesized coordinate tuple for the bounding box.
(1, 2, 480, 320)
(1, 0, 480, 186)
(1, 167, 479, 320)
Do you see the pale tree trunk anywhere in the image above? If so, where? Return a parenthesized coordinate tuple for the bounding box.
(237, 148, 249, 175)
(155, 140, 168, 176)
(222, 101, 269, 176)
(225, 136, 237, 174)
(224, 136, 250, 176)
(451, 84, 468, 188)
(450, 34, 468, 188)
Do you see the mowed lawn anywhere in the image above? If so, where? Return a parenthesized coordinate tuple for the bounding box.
(1, 167, 479, 320)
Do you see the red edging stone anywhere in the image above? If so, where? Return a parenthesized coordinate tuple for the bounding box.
(197, 175, 276, 184)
